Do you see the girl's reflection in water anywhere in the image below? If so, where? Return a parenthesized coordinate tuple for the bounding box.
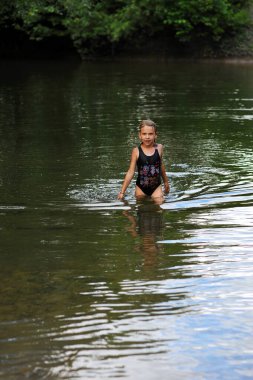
(123, 199, 165, 269)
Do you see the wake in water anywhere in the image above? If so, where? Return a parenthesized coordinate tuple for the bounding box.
(67, 179, 129, 203)
(161, 163, 253, 211)
(66, 159, 253, 213)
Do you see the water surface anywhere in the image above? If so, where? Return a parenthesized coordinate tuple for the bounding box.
(0, 60, 253, 379)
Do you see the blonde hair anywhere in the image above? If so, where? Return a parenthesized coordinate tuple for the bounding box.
(139, 119, 157, 133)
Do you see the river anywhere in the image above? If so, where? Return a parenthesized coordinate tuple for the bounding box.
(0, 59, 253, 379)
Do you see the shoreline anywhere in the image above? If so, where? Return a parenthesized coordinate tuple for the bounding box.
(1, 55, 253, 64)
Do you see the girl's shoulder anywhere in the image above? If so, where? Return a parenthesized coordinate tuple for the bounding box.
(131, 146, 139, 159)
(156, 143, 163, 156)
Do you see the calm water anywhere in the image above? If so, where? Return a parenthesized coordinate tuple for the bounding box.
(0, 59, 253, 380)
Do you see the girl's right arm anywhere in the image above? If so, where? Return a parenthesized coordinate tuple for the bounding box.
(118, 148, 138, 199)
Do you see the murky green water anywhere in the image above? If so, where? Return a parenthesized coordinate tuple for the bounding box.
(0, 60, 253, 379)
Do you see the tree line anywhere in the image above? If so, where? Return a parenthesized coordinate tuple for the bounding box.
(1, 0, 252, 58)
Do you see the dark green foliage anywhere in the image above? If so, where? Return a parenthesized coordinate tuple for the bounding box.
(0, 0, 252, 57)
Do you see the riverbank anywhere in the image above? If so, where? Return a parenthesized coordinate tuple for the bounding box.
(1, 27, 253, 61)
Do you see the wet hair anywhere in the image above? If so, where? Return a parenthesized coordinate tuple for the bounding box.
(139, 119, 157, 133)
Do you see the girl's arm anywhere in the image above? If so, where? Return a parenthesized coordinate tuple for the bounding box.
(161, 163, 170, 194)
(158, 144, 170, 194)
(118, 148, 138, 199)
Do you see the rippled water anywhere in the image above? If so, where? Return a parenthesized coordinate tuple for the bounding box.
(0, 60, 253, 379)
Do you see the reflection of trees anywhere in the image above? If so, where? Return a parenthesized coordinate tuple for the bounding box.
(2, 61, 252, 206)
(0, 62, 82, 204)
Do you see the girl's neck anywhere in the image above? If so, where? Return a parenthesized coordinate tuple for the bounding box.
(141, 142, 156, 155)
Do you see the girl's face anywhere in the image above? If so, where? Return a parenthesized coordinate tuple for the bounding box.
(139, 125, 157, 146)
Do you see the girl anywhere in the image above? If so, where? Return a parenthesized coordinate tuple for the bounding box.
(118, 120, 170, 201)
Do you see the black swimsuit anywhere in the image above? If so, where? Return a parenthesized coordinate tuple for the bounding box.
(136, 145, 161, 196)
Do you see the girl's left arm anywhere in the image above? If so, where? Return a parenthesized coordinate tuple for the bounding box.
(159, 144, 170, 194)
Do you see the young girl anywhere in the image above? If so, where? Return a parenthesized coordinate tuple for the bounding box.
(118, 120, 170, 201)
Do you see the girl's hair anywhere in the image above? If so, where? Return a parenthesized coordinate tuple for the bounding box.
(139, 119, 157, 133)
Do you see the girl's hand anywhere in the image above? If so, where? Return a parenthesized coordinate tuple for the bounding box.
(118, 192, 125, 200)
